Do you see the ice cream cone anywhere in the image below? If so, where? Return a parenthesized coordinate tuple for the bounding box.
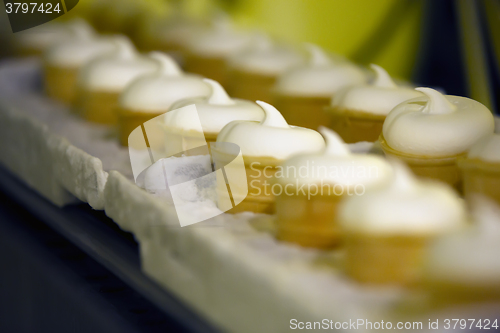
(227, 68, 276, 103)
(459, 158, 500, 205)
(328, 64, 422, 143)
(272, 93, 331, 129)
(327, 107, 385, 143)
(423, 197, 500, 308)
(379, 135, 464, 191)
(44, 64, 79, 105)
(76, 89, 120, 124)
(213, 101, 325, 214)
(274, 128, 392, 249)
(339, 160, 467, 286)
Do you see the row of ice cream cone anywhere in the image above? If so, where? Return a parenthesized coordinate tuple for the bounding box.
(11, 11, 500, 309)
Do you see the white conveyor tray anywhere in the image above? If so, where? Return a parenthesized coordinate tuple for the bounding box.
(1, 58, 498, 333)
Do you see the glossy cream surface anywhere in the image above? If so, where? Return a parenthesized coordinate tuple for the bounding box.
(186, 16, 254, 58)
(164, 79, 264, 133)
(331, 64, 424, 116)
(425, 196, 500, 284)
(78, 37, 158, 92)
(274, 45, 367, 97)
(339, 161, 467, 234)
(383, 88, 495, 156)
(467, 134, 500, 163)
(228, 36, 304, 76)
(216, 101, 325, 159)
(120, 52, 211, 112)
(44, 21, 118, 67)
(277, 127, 393, 187)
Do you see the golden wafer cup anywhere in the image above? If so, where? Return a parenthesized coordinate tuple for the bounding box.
(227, 68, 276, 103)
(379, 135, 464, 191)
(43, 63, 79, 105)
(75, 88, 120, 124)
(184, 52, 228, 88)
(16, 45, 43, 57)
(272, 92, 331, 129)
(117, 108, 167, 147)
(275, 183, 345, 248)
(425, 279, 500, 308)
(459, 157, 500, 205)
(212, 147, 279, 214)
(345, 232, 430, 285)
(327, 107, 386, 143)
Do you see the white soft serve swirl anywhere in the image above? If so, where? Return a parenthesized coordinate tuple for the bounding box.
(467, 134, 500, 163)
(274, 44, 367, 97)
(277, 127, 393, 186)
(164, 79, 264, 134)
(331, 64, 424, 116)
(338, 160, 467, 234)
(16, 20, 75, 50)
(44, 20, 117, 67)
(216, 101, 325, 159)
(383, 87, 495, 156)
(119, 52, 211, 112)
(425, 196, 500, 284)
(78, 37, 158, 92)
(186, 15, 255, 57)
(227, 34, 304, 76)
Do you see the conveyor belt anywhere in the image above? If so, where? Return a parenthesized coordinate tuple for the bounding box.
(0, 164, 221, 333)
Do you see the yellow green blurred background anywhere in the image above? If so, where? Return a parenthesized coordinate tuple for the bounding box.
(70, 0, 424, 81)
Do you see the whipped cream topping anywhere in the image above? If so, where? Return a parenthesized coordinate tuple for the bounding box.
(467, 134, 500, 163)
(383, 88, 495, 157)
(186, 15, 255, 58)
(339, 160, 467, 234)
(277, 127, 393, 187)
(227, 35, 304, 76)
(155, 16, 206, 48)
(44, 21, 117, 67)
(216, 101, 325, 159)
(331, 64, 424, 116)
(425, 196, 500, 284)
(274, 44, 367, 97)
(15, 21, 74, 51)
(164, 79, 264, 133)
(119, 52, 211, 112)
(78, 37, 158, 92)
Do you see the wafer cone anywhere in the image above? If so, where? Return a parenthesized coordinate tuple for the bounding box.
(275, 183, 345, 248)
(118, 108, 167, 147)
(459, 158, 500, 205)
(272, 92, 331, 129)
(44, 63, 79, 105)
(212, 147, 279, 214)
(227, 68, 276, 103)
(75, 88, 120, 124)
(327, 106, 386, 143)
(425, 278, 500, 308)
(345, 232, 430, 285)
(379, 135, 464, 191)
